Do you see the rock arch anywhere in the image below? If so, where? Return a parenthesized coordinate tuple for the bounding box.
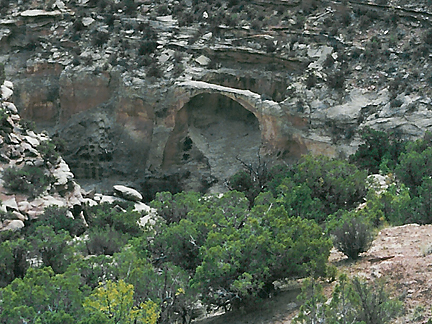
(147, 80, 317, 194)
(171, 81, 287, 153)
(161, 90, 263, 193)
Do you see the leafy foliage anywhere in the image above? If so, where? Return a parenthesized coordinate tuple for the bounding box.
(30, 225, 77, 273)
(3, 165, 53, 197)
(350, 277, 403, 324)
(85, 226, 128, 256)
(0, 238, 29, 288)
(149, 191, 332, 309)
(395, 135, 432, 195)
(329, 212, 375, 259)
(24, 206, 86, 237)
(3, 137, 423, 322)
(83, 280, 159, 324)
(85, 202, 142, 237)
(37, 140, 60, 165)
(350, 127, 406, 174)
(150, 191, 201, 224)
(270, 154, 368, 219)
(295, 275, 402, 324)
(0, 267, 84, 324)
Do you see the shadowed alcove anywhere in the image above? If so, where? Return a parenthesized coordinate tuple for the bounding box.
(162, 93, 262, 193)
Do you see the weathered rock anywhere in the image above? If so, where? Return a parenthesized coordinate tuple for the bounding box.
(3, 0, 432, 203)
(195, 55, 211, 66)
(1, 85, 13, 101)
(94, 194, 119, 204)
(1, 219, 24, 231)
(20, 9, 62, 17)
(3, 197, 18, 211)
(23, 135, 40, 148)
(3, 102, 18, 114)
(52, 158, 74, 186)
(12, 211, 27, 221)
(133, 201, 154, 214)
(3, 81, 13, 90)
(113, 185, 143, 202)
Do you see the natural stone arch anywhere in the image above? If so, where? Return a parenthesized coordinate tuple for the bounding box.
(171, 81, 287, 154)
(161, 90, 263, 193)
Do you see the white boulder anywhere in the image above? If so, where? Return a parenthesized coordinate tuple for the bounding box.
(113, 185, 143, 202)
(1, 220, 24, 231)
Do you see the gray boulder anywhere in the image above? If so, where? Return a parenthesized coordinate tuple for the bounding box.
(113, 185, 143, 202)
(1, 220, 24, 231)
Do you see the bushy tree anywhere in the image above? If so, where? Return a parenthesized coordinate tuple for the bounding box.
(113, 246, 194, 324)
(149, 191, 332, 309)
(150, 191, 201, 224)
(85, 226, 128, 256)
(0, 238, 29, 287)
(396, 147, 432, 195)
(30, 225, 77, 273)
(350, 127, 406, 174)
(24, 206, 86, 237)
(3, 165, 53, 198)
(270, 155, 368, 218)
(85, 202, 142, 237)
(83, 280, 159, 324)
(0, 267, 84, 324)
(274, 177, 326, 222)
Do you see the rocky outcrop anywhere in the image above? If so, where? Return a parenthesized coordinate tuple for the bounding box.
(2, 0, 432, 198)
(0, 78, 153, 231)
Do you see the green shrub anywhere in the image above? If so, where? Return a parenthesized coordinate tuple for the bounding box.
(350, 127, 406, 174)
(86, 226, 127, 256)
(295, 275, 402, 324)
(350, 277, 403, 324)
(305, 74, 317, 89)
(147, 63, 163, 78)
(31, 225, 76, 273)
(0, 238, 29, 287)
(85, 202, 141, 236)
(3, 165, 53, 197)
(331, 214, 374, 260)
(38, 140, 60, 165)
(150, 191, 201, 224)
(92, 30, 109, 48)
(289, 155, 368, 215)
(395, 133, 432, 195)
(149, 191, 331, 309)
(138, 40, 158, 55)
(24, 206, 86, 237)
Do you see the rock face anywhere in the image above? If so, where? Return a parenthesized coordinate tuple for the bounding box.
(2, 0, 432, 198)
(0, 79, 152, 231)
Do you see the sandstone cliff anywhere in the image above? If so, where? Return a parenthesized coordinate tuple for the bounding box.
(2, 0, 432, 197)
